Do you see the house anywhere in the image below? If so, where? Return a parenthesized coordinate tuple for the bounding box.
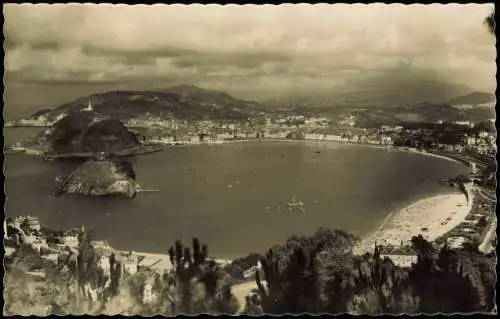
(380, 136, 393, 145)
(378, 246, 418, 268)
(454, 120, 474, 128)
(62, 235, 79, 248)
(324, 135, 342, 142)
(379, 253, 418, 268)
(143, 283, 155, 304)
(304, 133, 324, 141)
(380, 125, 403, 133)
(466, 137, 477, 145)
(24, 215, 41, 232)
(478, 131, 489, 138)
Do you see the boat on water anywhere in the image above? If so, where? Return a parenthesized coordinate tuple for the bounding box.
(136, 185, 160, 193)
(287, 197, 305, 208)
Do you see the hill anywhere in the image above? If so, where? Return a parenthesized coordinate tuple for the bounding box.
(447, 92, 496, 106)
(9, 85, 265, 126)
(17, 111, 140, 155)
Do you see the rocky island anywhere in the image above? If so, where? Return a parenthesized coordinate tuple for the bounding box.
(52, 157, 139, 198)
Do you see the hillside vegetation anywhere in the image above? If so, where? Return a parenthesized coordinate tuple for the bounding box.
(3, 227, 496, 315)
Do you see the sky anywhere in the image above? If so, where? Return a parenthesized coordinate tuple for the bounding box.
(3, 3, 496, 118)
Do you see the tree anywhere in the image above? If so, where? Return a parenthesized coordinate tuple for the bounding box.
(166, 238, 239, 315)
(477, 216, 489, 230)
(484, 8, 495, 35)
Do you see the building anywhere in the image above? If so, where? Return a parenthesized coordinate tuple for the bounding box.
(304, 133, 324, 141)
(466, 137, 477, 145)
(24, 215, 41, 232)
(324, 135, 342, 142)
(380, 136, 393, 145)
(379, 245, 418, 268)
(478, 131, 489, 138)
(62, 235, 79, 248)
(454, 120, 474, 128)
(380, 125, 404, 133)
(379, 253, 418, 268)
(143, 283, 154, 304)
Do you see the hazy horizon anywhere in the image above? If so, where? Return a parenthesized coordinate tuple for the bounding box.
(3, 3, 496, 119)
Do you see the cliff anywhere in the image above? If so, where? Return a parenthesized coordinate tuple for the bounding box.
(56, 159, 139, 198)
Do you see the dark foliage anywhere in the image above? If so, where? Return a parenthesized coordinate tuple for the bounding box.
(167, 238, 238, 315)
(48, 111, 139, 154)
(246, 230, 495, 315)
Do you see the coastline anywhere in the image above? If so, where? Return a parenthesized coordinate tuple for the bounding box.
(6, 132, 480, 259)
(352, 187, 474, 255)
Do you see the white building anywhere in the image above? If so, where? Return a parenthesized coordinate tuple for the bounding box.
(142, 283, 154, 304)
(381, 136, 393, 145)
(478, 131, 489, 138)
(454, 120, 474, 128)
(324, 135, 342, 142)
(304, 133, 324, 141)
(62, 235, 79, 248)
(216, 133, 233, 140)
(380, 254, 418, 268)
(267, 132, 289, 139)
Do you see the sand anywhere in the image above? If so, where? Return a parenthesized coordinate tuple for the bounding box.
(353, 189, 473, 255)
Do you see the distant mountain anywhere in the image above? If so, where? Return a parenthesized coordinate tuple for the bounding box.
(10, 85, 265, 126)
(446, 92, 496, 106)
(271, 70, 474, 108)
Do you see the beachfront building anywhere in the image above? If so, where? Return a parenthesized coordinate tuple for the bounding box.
(380, 125, 404, 133)
(18, 215, 42, 233)
(216, 132, 234, 140)
(455, 120, 474, 128)
(324, 134, 342, 142)
(380, 136, 393, 145)
(304, 133, 325, 141)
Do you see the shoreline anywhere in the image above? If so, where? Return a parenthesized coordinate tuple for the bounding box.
(352, 186, 474, 255)
(6, 135, 479, 260)
(4, 130, 471, 168)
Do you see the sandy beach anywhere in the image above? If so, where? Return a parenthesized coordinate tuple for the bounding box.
(353, 189, 473, 255)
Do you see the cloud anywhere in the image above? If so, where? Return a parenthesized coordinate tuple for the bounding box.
(3, 3, 496, 102)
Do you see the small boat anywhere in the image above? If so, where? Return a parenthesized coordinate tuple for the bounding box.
(315, 151, 321, 154)
(136, 185, 160, 193)
(287, 197, 304, 208)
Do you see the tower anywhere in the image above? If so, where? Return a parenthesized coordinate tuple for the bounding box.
(84, 100, 94, 112)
